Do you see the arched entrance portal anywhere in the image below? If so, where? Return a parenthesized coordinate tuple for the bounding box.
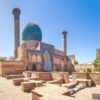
(43, 50, 52, 72)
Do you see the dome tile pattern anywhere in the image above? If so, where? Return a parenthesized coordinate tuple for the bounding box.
(22, 23, 42, 41)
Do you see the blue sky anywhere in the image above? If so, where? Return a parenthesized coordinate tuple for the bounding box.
(0, 0, 100, 63)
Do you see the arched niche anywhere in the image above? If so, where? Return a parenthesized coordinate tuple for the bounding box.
(57, 58, 60, 64)
(37, 55, 42, 63)
(32, 55, 36, 62)
(37, 64, 42, 71)
(53, 57, 57, 64)
(43, 50, 52, 72)
(28, 54, 32, 62)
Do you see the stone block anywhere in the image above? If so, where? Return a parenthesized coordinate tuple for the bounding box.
(30, 80, 45, 87)
(21, 81, 35, 92)
(31, 72, 39, 79)
(23, 71, 32, 78)
(92, 93, 100, 99)
(6, 74, 24, 79)
(13, 78, 23, 85)
(32, 92, 42, 100)
(38, 72, 51, 81)
(51, 72, 61, 80)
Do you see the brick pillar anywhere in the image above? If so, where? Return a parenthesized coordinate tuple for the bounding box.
(62, 31, 67, 56)
(12, 8, 21, 58)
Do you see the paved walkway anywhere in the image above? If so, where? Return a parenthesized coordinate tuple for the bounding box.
(0, 77, 100, 100)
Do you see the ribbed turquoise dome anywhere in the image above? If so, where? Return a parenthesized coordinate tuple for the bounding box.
(22, 23, 42, 41)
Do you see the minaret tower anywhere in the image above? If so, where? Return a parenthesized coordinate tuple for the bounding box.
(12, 8, 21, 58)
(62, 31, 67, 56)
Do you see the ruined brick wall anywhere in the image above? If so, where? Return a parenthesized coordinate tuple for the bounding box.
(0, 60, 25, 76)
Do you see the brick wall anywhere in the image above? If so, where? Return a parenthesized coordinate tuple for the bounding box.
(0, 60, 25, 76)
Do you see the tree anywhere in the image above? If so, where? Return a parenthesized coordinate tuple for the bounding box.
(0, 56, 7, 61)
(87, 68, 92, 72)
(75, 61, 79, 64)
(94, 48, 100, 72)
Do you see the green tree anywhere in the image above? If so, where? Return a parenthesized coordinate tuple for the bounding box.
(0, 56, 7, 61)
(94, 48, 100, 72)
(87, 68, 92, 72)
(75, 60, 79, 64)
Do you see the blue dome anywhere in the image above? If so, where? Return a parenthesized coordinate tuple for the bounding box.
(22, 23, 42, 41)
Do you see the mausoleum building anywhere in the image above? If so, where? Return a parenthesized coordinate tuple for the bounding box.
(0, 8, 75, 76)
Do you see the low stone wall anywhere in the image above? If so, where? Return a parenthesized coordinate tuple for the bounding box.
(23, 71, 32, 78)
(72, 72, 88, 79)
(51, 72, 69, 83)
(31, 72, 39, 78)
(51, 72, 62, 80)
(72, 72, 100, 85)
(23, 72, 51, 81)
(38, 72, 51, 81)
(6, 74, 24, 79)
(22, 71, 69, 83)
(89, 73, 100, 85)
(60, 72, 69, 83)
(13, 78, 24, 85)
(0, 60, 25, 76)
(21, 81, 35, 92)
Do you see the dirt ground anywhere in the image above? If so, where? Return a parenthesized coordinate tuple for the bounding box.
(0, 77, 31, 100)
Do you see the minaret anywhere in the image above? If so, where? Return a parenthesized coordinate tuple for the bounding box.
(12, 8, 21, 58)
(62, 31, 67, 56)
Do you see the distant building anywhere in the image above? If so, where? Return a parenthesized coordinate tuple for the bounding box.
(75, 63, 94, 72)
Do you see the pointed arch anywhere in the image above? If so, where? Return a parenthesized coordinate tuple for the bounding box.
(43, 50, 52, 71)
(37, 55, 42, 63)
(32, 55, 36, 62)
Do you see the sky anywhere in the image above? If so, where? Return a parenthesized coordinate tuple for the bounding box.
(0, 0, 100, 63)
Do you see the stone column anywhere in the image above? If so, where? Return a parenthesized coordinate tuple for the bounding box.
(12, 8, 21, 58)
(62, 31, 67, 56)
